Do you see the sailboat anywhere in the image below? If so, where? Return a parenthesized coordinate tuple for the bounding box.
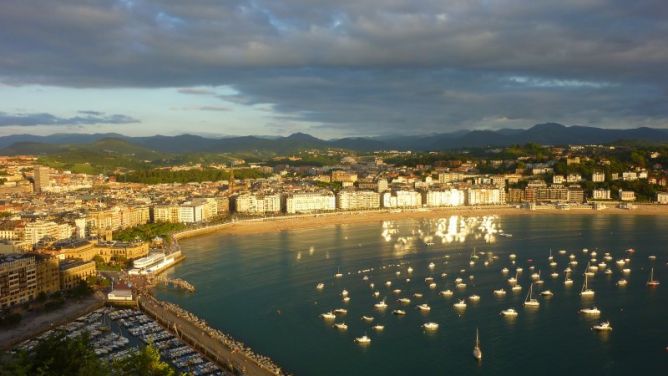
(524, 283, 540, 307)
(647, 267, 660, 287)
(564, 270, 573, 286)
(335, 267, 343, 278)
(580, 274, 595, 297)
(472, 328, 482, 361)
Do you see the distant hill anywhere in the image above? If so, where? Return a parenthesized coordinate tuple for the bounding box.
(1, 124, 668, 159)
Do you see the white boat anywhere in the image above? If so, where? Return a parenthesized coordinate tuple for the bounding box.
(622, 268, 631, 274)
(511, 284, 522, 292)
(456, 282, 467, 289)
(559, 250, 567, 255)
(362, 315, 374, 322)
(343, 296, 351, 303)
(592, 321, 612, 331)
(473, 328, 482, 361)
(423, 322, 439, 331)
(548, 249, 553, 261)
(453, 299, 467, 309)
(355, 335, 371, 344)
(321, 312, 336, 320)
(580, 274, 595, 297)
(413, 292, 424, 298)
(501, 267, 509, 274)
(616, 279, 628, 286)
(494, 288, 506, 296)
(579, 307, 601, 315)
(393, 289, 402, 295)
(373, 291, 380, 298)
(647, 267, 660, 287)
(564, 270, 574, 286)
(500, 308, 518, 317)
(604, 269, 612, 275)
(372, 324, 384, 331)
(397, 298, 411, 304)
(524, 283, 540, 307)
(333, 308, 348, 315)
(516, 267, 524, 273)
(499, 232, 512, 238)
(469, 294, 481, 302)
(335, 267, 343, 278)
(649, 255, 656, 260)
(509, 253, 516, 260)
(362, 275, 369, 281)
(417, 304, 431, 312)
(428, 262, 436, 269)
(540, 290, 553, 297)
(551, 272, 559, 278)
(341, 289, 349, 297)
(392, 309, 406, 315)
(429, 283, 437, 289)
(385, 281, 392, 287)
(454, 277, 463, 283)
(333, 322, 348, 330)
(407, 266, 414, 273)
(316, 282, 325, 290)
(440, 290, 454, 297)
(374, 300, 388, 310)
(616, 259, 625, 266)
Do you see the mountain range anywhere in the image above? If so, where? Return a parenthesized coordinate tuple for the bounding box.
(1, 123, 668, 156)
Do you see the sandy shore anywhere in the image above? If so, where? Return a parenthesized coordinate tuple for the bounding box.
(184, 204, 668, 237)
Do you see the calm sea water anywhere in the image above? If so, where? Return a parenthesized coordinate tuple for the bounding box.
(155, 215, 668, 376)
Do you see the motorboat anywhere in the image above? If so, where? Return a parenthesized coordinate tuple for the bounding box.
(392, 309, 406, 315)
(579, 307, 601, 315)
(500, 308, 518, 317)
(417, 304, 431, 312)
(453, 299, 467, 309)
(316, 283, 325, 290)
(493, 289, 506, 296)
(440, 290, 454, 297)
(423, 322, 439, 331)
(355, 335, 372, 344)
(469, 295, 481, 302)
(333, 322, 348, 330)
(362, 315, 374, 322)
(321, 312, 336, 320)
(592, 321, 612, 331)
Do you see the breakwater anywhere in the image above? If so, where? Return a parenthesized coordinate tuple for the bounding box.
(139, 294, 286, 376)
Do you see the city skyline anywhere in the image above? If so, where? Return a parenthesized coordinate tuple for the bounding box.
(1, 0, 667, 138)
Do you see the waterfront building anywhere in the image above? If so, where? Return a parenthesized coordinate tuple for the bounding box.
(152, 204, 181, 223)
(336, 190, 380, 210)
(178, 202, 204, 223)
(425, 189, 465, 207)
(383, 190, 422, 208)
(59, 259, 96, 290)
(658, 192, 668, 204)
(466, 187, 504, 205)
(592, 189, 611, 200)
(592, 171, 605, 182)
(567, 187, 585, 203)
(94, 241, 149, 262)
(284, 192, 336, 214)
(118, 206, 150, 229)
(233, 193, 282, 214)
(0, 254, 37, 308)
(619, 190, 636, 201)
(507, 188, 525, 203)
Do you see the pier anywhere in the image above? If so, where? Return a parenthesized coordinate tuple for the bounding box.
(152, 276, 196, 292)
(138, 294, 286, 376)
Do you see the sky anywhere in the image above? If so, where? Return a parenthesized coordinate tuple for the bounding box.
(0, 0, 667, 138)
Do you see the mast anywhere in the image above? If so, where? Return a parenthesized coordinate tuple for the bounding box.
(476, 328, 479, 346)
(650, 267, 654, 282)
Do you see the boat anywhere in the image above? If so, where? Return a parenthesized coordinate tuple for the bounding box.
(335, 267, 343, 278)
(494, 288, 507, 296)
(616, 259, 625, 266)
(393, 289, 402, 295)
(429, 283, 437, 289)
(511, 284, 522, 292)
(417, 304, 431, 312)
(316, 282, 325, 290)
(524, 283, 540, 307)
(453, 299, 467, 309)
(457, 282, 467, 289)
(580, 274, 595, 297)
(548, 249, 553, 261)
(564, 270, 574, 286)
(374, 300, 388, 310)
(516, 267, 524, 273)
(333, 322, 348, 330)
(616, 279, 628, 286)
(579, 307, 601, 315)
(398, 298, 411, 304)
(373, 291, 381, 298)
(501, 308, 518, 317)
(321, 312, 336, 320)
(499, 232, 512, 238)
(592, 321, 613, 331)
(428, 262, 436, 269)
(423, 322, 439, 331)
(341, 289, 349, 297)
(454, 277, 463, 283)
(372, 325, 384, 331)
(469, 294, 481, 302)
(559, 249, 567, 255)
(362, 315, 374, 322)
(440, 290, 454, 297)
(407, 266, 414, 273)
(501, 267, 509, 274)
(551, 272, 559, 278)
(413, 293, 424, 298)
(604, 269, 612, 275)
(128, 252, 180, 275)
(540, 290, 553, 297)
(649, 255, 656, 260)
(473, 328, 482, 361)
(343, 296, 351, 303)
(385, 281, 392, 287)
(509, 253, 516, 260)
(333, 308, 348, 315)
(355, 335, 372, 344)
(392, 309, 406, 316)
(622, 268, 631, 274)
(647, 267, 660, 287)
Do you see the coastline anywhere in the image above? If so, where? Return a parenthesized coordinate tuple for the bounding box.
(174, 204, 668, 238)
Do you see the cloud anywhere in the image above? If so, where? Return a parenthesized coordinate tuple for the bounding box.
(0, 111, 140, 126)
(0, 0, 666, 134)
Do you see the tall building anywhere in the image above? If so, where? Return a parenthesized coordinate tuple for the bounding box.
(284, 192, 336, 214)
(382, 190, 422, 208)
(425, 189, 465, 207)
(33, 165, 50, 193)
(234, 193, 282, 214)
(0, 254, 37, 308)
(337, 190, 380, 210)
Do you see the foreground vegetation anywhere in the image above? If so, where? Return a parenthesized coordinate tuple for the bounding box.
(0, 332, 177, 376)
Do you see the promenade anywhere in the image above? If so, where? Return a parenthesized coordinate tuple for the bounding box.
(139, 294, 284, 376)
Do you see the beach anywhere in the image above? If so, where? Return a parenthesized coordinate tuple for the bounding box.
(181, 204, 668, 237)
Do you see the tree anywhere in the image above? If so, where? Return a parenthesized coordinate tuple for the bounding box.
(112, 344, 176, 376)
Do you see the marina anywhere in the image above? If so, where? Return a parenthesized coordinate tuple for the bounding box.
(156, 214, 668, 375)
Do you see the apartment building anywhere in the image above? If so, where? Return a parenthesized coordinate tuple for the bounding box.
(234, 193, 282, 214)
(592, 189, 611, 200)
(382, 190, 422, 208)
(284, 192, 336, 214)
(425, 189, 466, 207)
(466, 187, 504, 205)
(336, 190, 380, 210)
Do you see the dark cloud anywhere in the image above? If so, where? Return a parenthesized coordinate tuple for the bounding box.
(0, 0, 667, 134)
(0, 111, 140, 126)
